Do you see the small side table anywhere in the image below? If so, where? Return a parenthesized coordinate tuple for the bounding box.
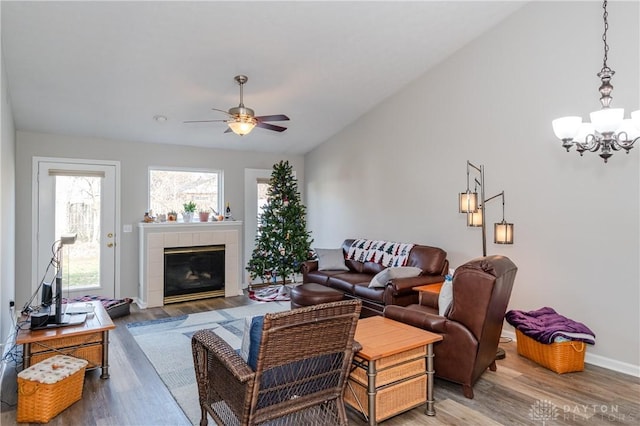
(16, 301, 115, 379)
(345, 316, 443, 425)
(413, 283, 443, 304)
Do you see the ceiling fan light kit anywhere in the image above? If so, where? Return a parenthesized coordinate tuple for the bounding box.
(228, 116, 257, 136)
(185, 75, 289, 136)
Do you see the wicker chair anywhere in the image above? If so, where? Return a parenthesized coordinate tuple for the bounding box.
(191, 299, 362, 425)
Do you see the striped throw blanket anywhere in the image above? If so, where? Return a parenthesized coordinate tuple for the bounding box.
(347, 239, 414, 267)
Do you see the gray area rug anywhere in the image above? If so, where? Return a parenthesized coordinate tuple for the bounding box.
(127, 302, 289, 425)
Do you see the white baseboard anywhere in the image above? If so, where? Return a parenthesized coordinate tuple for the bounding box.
(501, 329, 640, 378)
(134, 297, 147, 309)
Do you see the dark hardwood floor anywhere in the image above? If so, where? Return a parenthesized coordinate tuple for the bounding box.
(2, 295, 638, 425)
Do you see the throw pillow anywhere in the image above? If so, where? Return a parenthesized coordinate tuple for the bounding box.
(438, 279, 453, 316)
(315, 248, 349, 271)
(369, 266, 422, 288)
(239, 315, 264, 370)
(239, 316, 254, 362)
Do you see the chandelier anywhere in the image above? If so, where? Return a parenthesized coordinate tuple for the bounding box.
(552, 0, 639, 163)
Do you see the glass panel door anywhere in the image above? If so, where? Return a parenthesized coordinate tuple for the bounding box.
(54, 175, 101, 290)
(36, 160, 117, 299)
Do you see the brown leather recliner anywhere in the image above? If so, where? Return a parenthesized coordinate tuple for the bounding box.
(384, 255, 517, 399)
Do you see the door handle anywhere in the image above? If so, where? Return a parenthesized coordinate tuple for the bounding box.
(107, 242, 115, 248)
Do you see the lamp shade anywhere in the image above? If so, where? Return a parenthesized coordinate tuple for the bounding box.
(590, 108, 624, 133)
(459, 191, 478, 213)
(228, 117, 256, 136)
(552, 116, 582, 140)
(573, 123, 596, 143)
(494, 221, 514, 244)
(467, 208, 483, 227)
(616, 119, 640, 141)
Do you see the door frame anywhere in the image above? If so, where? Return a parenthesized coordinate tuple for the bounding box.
(244, 168, 272, 288)
(31, 156, 121, 299)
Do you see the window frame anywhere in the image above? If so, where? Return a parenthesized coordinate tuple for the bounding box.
(148, 166, 224, 215)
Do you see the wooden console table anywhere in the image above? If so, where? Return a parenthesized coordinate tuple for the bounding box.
(16, 301, 116, 379)
(345, 316, 443, 425)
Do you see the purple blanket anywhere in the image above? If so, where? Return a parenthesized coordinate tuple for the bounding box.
(505, 307, 595, 345)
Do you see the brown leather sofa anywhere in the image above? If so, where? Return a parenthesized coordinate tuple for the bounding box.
(301, 239, 448, 317)
(384, 255, 517, 398)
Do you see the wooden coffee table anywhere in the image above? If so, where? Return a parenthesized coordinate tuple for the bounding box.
(345, 316, 443, 425)
(16, 301, 116, 378)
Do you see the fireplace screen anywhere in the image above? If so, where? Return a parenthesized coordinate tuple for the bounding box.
(164, 245, 225, 303)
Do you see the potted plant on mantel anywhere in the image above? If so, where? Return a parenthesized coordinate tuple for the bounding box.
(198, 209, 210, 222)
(183, 201, 197, 222)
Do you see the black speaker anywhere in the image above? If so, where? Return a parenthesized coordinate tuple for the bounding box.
(30, 312, 49, 329)
(41, 282, 52, 307)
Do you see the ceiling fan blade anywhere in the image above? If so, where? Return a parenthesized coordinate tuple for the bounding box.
(184, 119, 228, 123)
(255, 114, 289, 122)
(224, 127, 232, 133)
(256, 122, 287, 132)
(211, 108, 234, 117)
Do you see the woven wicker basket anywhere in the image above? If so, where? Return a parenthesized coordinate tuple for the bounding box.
(17, 356, 87, 423)
(515, 329, 586, 374)
(345, 375, 427, 422)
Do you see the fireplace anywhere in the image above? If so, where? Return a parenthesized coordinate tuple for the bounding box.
(138, 221, 242, 308)
(164, 245, 225, 304)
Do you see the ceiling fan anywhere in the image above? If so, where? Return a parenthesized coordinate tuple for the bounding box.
(184, 75, 290, 136)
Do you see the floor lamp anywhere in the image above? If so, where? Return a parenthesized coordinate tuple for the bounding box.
(459, 161, 514, 256)
(459, 161, 513, 360)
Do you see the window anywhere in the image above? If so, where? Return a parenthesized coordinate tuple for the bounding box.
(149, 168, 222, 215)
(256, 177, 271, 232)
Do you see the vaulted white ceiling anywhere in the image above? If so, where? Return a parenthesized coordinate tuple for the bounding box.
(1, 1, 526, 154)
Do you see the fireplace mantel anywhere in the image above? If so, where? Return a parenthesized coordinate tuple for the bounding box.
(137, 221, 243, 308)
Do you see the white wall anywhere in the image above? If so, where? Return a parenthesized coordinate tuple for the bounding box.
(1, 50, 17, 348)
(15, 131, 304, 308)
(305, 1, 639, 373)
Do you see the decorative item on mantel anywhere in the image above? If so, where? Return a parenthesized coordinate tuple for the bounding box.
(551, 0, 639, 163)
(182, 201, 197, 222)
(224, 202, 234, 221)
(143, 211, 155, 223)
(198, 209, 210, 222)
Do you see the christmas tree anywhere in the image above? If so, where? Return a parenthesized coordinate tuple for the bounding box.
(246, 160, 313, 287)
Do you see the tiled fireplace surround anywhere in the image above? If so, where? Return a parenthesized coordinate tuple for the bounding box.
(137, 221, 243, 308)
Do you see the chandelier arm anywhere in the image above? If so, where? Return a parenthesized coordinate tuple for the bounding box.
(587, 142, 603, 153)
(576, 134, 600, 153)
(613, 133, 639, 149)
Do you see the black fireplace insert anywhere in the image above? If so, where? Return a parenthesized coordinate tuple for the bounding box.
(164, 245, 225, 303)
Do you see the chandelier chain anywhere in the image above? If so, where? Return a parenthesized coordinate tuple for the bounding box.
(602, 0, 609, 70)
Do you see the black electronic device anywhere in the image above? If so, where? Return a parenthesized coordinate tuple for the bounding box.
(29, 234, 85, 330)
(41, 282, 52, 307)
(53, 275, 62, 324)
(30, 312, 49, 329)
